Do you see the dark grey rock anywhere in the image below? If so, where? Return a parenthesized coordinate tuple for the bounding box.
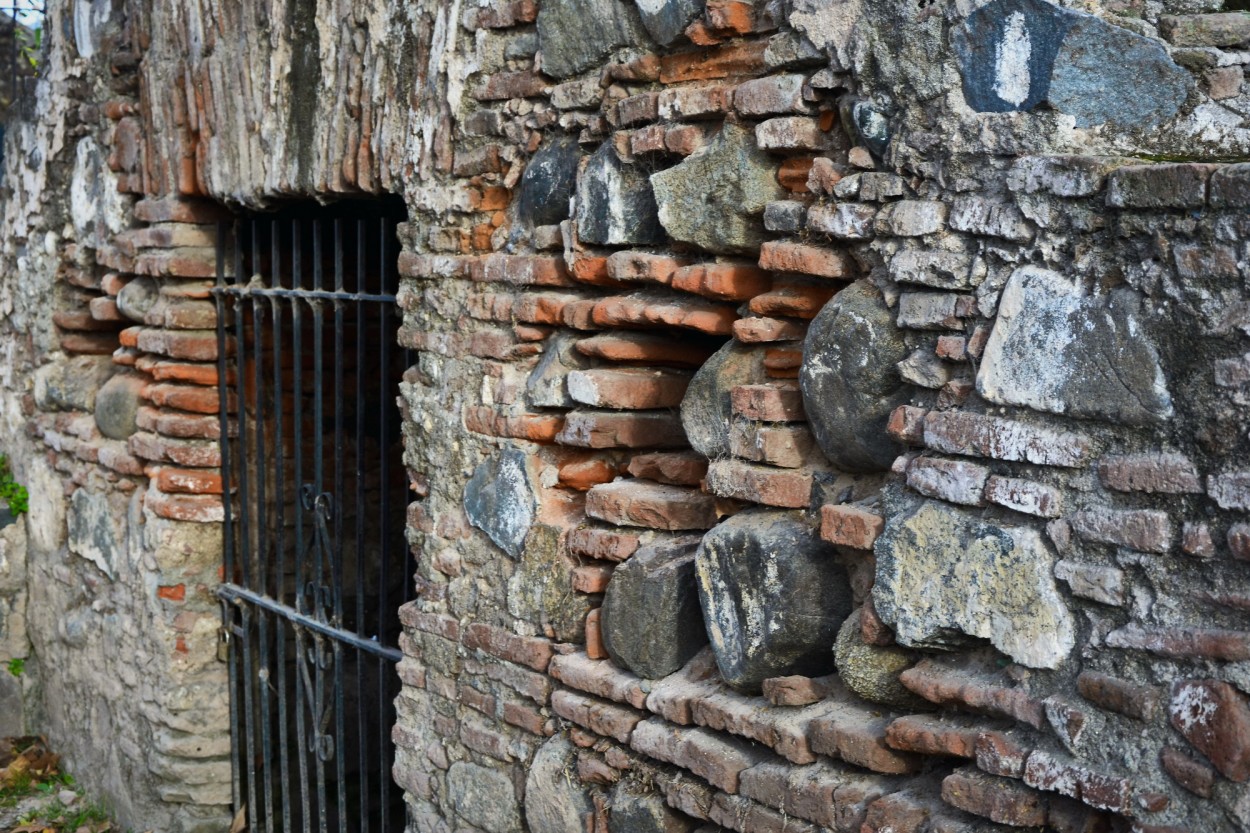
(601, 536, 707, 679)
(833, 608, 928, 709)
(1049, 16, 1190, 129)
(977, 266, 1172, 425)
(116, 276, 161, 323)
(680, 340, 769, 459)
(517, 137, 583, 228)
(37, 355, 114, 412)
(799, 280, 909, 472)
(763, 200, 807, 233)
(846, 98, 890, 158)
(94, 373, 146, 440)
(464, 448, 538, 559)
(448, 762, 522, 833)
(650, 124, 786, 255)
(0, 673, 22, 737)
(873, 496, 1075, 669)
(634, 0, 704, 46)
(576, 143, 665, 246)
(953, 0, 1190, 129)
(526, 734, 595, 833)
(527, 331, 595, 408)
(538, 0, 653, 79)
(609, 780, 697, 833)
(695, 509, 853, 692)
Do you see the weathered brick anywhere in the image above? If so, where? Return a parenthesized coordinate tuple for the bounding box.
(567, 368, 692, 409)
(807, 203, 876, 240)
(1210, 470, 1250, 510)
(567, 527, 642, 562)
(552, 690, 645, 743)
(983, 475, 1063, 518)
(659, 41, 770, 83)
(626, 451, 707, 486)
(761, 675, 830, 707)
(941, 768, 1047, 827)
(732, 316, 807, 343)
(1069, 507, 1174, 554)
(731, 382, 806, 422)
(728, 422, 815, 468)
(605, 251, 690, 284)
(1230, 523, 1250, 561)
(755, 117, 833, 152)
(576, 332, 719, 367)
(819, 503, 883, 550)
(1098, 453, 1202, 494)
(657, 85, 733, 119)
(896, 292, 965, 330)
(556, 410, 688, 448)
(1170, 679, 1250, 782)
(884, 715, 983, 759)
(464, 405, 564, 442)
(747, 284, 838, 319)
(1022, 751, 1130, 813)
(630, 718, 770, 793)
(1106, 163, 1218, 209)
(1159, 746, 1216, 798)
(758, 241, 855, 279)
(549, 652, 649, 709)
(1105, 624, 1250, 661)
(904, 456, 989, 506)
(705, 459, 815, 509)
(591, 291, 737, 335)
(1053, 560, 1125, 606)
(585, 479, 719, 530)
(462, 623, 554, 672)
(899, 660, 1045, 729)
(733, 73, 810, 115)
(1075, 671, 1159, 722)
(671, 262, 771, 301)
(923, 411, 1092, 468)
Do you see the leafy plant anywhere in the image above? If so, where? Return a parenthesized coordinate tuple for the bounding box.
(15, 24, 41, 72)
(0, 454, 29, 515)
(7, 657, 24, 677)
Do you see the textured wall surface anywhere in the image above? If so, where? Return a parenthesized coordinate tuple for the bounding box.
(1, 0, 1249, 830)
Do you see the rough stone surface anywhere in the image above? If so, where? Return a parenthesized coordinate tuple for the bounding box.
(577, 143, 665, 246)
(977, 266, 1172, 425)
(695, 509, 854, 692)
(681, 340, 769, 459)
(799, 280, 909, 471)
(450, 761, 523, 833)
(35, 355, 114, 412)
(526, 734, 596, 833)
(650, 124, 786, 255)
(527, 330, 596, 408)
(608, 780, 697, 833)
(464, 448, 539, 559)
(538, 0, 653, 79)
(67, 489, 121, 580)
(116, 276, 161, 322)
(834, 608, 927, 709)
(601, 536, 708, 679)
(874, 497, 1076, 669)
(94, 373, 146, 440)
(517, 136, 582, 227)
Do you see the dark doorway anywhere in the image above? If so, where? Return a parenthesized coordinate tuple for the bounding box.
(214, 199, 412, 833)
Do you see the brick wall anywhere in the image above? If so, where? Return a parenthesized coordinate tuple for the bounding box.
(2, 0, 1250, 831)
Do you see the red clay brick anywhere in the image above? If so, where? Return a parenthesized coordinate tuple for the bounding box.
(549, 651, 649, 709)
(732, 316, 808, 343)
(761, 675, 830, 707)
(1098, 453, 1203, 494)
(585, 608, 609, 659)
(605, 252, 690, 284)
(1159, 746, 1216, 798)
(558, 456, 617, 491)
(556, 410, 688, 449)
(572, 565, 614, 594)
(659, 40, 770, 83)
(820, 504, 883, 550)
(758, 242, 856, 279)
(464, 405, 564, 442)
(567, 527, 642, 562)
(885, 715, 982, 758)
(748, 283, 838, 319)
(942, 768, 1047, 827)
(591, 291, 737, 335)
(1075, 671, 1160, 722)
(576, 333, 718, 367)
(705, 459, 815, 509)
(983, 475, 1063, 518)
(1169, 678, 1250, 782)
(731, 382, 806, 422)
(922, 410, 1092, 468)
(462, 623, 554, 672)
(585, 479, 718, 530)
(552, 690, 644, 743)
(567, 367, 691, 409)
(626, 451, 708, 486)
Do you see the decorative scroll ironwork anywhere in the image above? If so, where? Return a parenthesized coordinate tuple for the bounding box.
(214, 202, 411, 833)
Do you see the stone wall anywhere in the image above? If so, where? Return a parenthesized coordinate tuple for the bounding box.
(0, 0, 1249, 830)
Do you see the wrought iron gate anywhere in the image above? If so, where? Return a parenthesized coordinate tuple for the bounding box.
(214, 202, 411, 833)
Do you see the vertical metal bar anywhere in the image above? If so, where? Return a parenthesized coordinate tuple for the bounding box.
(331, 219, 348, 833)
(250, 222, 276, 833)
(270, 219, 294, 833)
(291, 218, 312, 833)
(354, 218, 369, 833)
(216, 222, 243, 817)
(377, 214, 393, 832)
(311, 219, 328, 833)
(233, 223, 260, 829)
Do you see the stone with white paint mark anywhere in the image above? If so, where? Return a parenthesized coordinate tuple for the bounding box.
(577, 143, 665, 246)
(695, 509, 853, 692)
(978, 267, 1172, 426)
(651, 124, 785, 255)
(874, 498, 1075, 669)
(464, 448, 538, 559)
(1170, 679, 1250, 782)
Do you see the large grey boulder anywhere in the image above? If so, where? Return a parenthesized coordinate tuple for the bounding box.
(799, 280, 909, 472)
(464, 448, 538, 559)
(94, 373, 146, 440)
(977, 266, 1172, 425)
(576, 143, 665, 246)
(526, 734, 596, 833)
(680, 341, 768, 459)
(601, 536, 708, 679)
(650, 124, 785, 255)
(695, 510, 853, 692)
(538, 0, 653, 79)
(36, 355, 114, 412)
(516, 137, 582, 227)
(873, 497, 1076, 669)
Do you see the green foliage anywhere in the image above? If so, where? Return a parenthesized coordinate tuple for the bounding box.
(7, 657, 24, 677)
(16, 25, 41, 71)
(0, 454, 29, 516)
